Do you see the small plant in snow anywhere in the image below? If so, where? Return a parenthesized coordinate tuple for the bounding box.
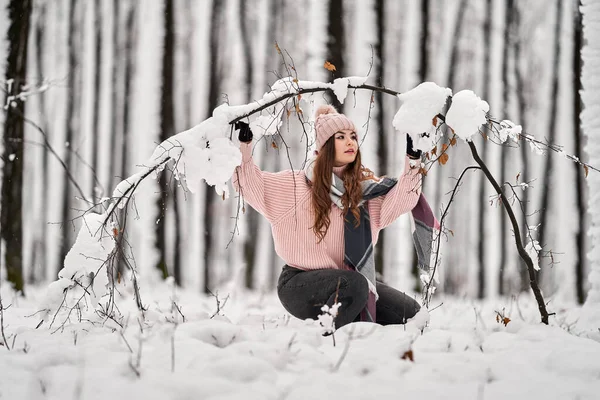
(317, 302, 341, 336)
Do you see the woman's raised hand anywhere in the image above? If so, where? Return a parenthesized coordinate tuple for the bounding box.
(406, 134, 422, 159)
(235, 121, 253, 143)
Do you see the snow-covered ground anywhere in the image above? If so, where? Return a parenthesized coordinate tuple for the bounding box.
(1, 279, 599, 400)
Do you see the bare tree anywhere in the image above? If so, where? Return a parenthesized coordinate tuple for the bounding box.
(155, 0, 176, 280)
(327, 0, 345, 110)
(477, 0, 493, 299)
(204, 0, 225, 293)
(537, 0, 563, 285)
(1, 0, 33, 292)
(498, 0, 515, 295)
(572, 0, 586, 304)
(374, 0, 387, 275)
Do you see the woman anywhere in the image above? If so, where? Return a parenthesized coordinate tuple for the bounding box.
(234, 105, 424, 329)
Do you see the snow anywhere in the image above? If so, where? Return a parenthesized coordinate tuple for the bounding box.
(1, 282, 599, 400)
(392, 82, 452, 152)
(445, 90, 490, 142)
(525, 240, 542, 271)
(38, 212, 115, 328)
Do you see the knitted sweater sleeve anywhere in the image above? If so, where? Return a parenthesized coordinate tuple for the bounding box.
(233, 143, 305, 223)
(368, 156, 422, 230)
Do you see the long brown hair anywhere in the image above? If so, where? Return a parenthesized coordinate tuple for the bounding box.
(311, 136, 367, 242)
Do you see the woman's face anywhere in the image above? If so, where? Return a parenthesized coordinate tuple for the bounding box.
(333, 130, 358, 167)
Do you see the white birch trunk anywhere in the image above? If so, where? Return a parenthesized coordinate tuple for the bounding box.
(578, 0, 600, 338)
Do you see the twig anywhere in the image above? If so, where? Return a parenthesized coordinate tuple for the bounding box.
(466, 140, 549, 324)
(0, 289, 11, 350)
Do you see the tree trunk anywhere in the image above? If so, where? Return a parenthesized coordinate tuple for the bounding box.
(31, 1, 49, 283)
(327, 0, 345, 110)
(498, 0, 514, 295)
(572, 0, 586, 304)
(1, 0, 32, 292)
(204, 0, 224, 293)
(512, 4, 531, 293)
(536, 0, 563, 286)
(58, 0, 81, 275)
(117, 3, 137, 277)
(477, 0, 493, 299)
(578, 0, 600, 336)
(155, 0, 176, 280)
(240, 0, 257, 289)
(374, 0, 386, 276)
(419, 0, 429, 82)
(91, 0, 103, 202)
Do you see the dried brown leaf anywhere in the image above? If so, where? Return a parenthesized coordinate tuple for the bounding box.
(324, 61, 337, 72)
(432, 116, 438, 126)
(401, 349, 414, 362)
(439, 152, 449, 165)
(450, 136, 457, 146)
(584, 164, 589, 178)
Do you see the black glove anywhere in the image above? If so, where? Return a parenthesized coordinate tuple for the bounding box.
(406, 134, 422, 159)
(235, 121, 253, 143)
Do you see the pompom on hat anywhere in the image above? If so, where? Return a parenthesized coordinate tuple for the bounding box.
(314, 105, 356, 152)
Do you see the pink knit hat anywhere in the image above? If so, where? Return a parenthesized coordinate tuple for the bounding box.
(314, 105, 356, 151)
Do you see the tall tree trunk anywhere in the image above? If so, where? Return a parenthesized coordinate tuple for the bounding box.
(477, 0, 492, 299)
(31, 1, 49, 283)
(240, 0, 257, 289)
(573, 0, 586, 304)
(536, 0, 563, 287)
(155, 0, 175, 280)
(374, 0, 386, 276)
(419, 0, 429, 82)
(512, 4, 530, 293)
(59, 0, 82, 275)
(91, 0, 103, 202)
(109, 0, 122, 196)
(578, 0, 600, 335)
(117, 3, 137, 277)
(1, 0, 32, 292)
(204, 0, 224, 293)
(327, 0, 345, 109)
(498, 0, 514, 295)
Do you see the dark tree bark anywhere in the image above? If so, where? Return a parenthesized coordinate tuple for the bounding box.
(498, 0, 514, 295)
(117, 3, 137, 277)
(109, 0, 122, 199)
(537, 0, 563, 288)
(204, 0, 224, 293)
(327, 0, 345, 110)
(419, 0, 429, 82)
(374, 0, 386, 276)
(573, 0, 586, 304)
(58, 0, 83, 276)
(240, 0, 257, 289)
(91, 0, 103, 201)
(30, 1, 49, 283)
(1, 0, 32, 292)
(477, 0, 493, 299)
(512, 5, 531, 293)
(155, 0, 176, 280)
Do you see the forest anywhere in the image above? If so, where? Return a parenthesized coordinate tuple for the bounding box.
(0, 0, 595, 306)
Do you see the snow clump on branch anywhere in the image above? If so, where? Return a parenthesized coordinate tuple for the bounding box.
(392, 82, 452, 152)
(445, 90, 490, 141)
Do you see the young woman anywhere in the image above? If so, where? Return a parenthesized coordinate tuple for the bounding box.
(234, 105, 424, 329)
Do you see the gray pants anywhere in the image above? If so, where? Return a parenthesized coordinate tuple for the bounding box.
(277, 265, 420, 329)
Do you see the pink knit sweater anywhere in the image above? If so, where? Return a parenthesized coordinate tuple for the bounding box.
(233, 143, 422, 271)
